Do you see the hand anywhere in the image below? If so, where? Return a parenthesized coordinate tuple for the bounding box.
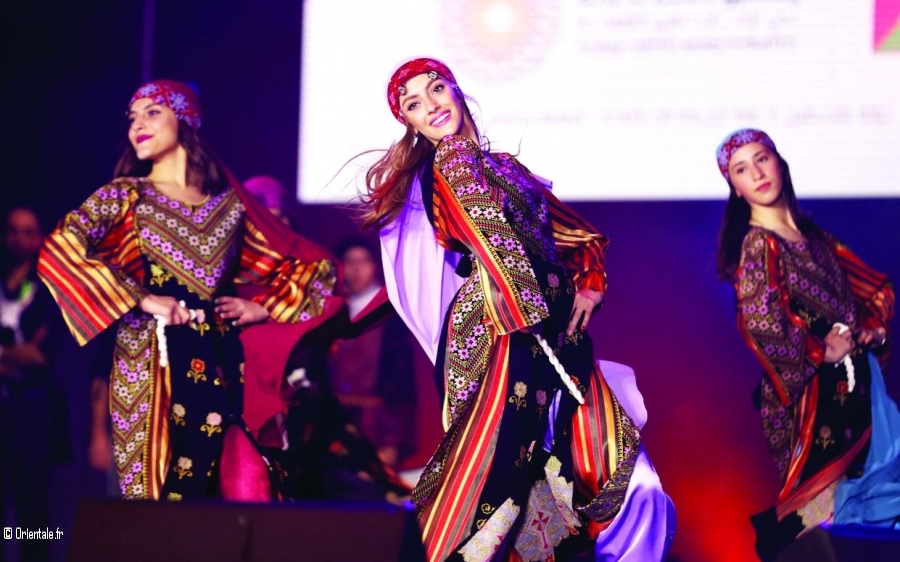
(567, 289, 604, 336)
(0, 342, 47, 369)
(215, 296, 269, 327)
(823, 325, 854, 363)
(857, 327, 887, 348)
(140, 294, 192, 325)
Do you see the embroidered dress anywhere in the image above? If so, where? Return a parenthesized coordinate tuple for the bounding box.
(736, 227, 893, 527)
(39, 177, 336, 499)
(413, 135, 639, 562)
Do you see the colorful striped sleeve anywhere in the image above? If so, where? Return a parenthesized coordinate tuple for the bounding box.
(542, 186, 609, 293)
(235, 217, 337, 323)
(433, 134, 549, 335)
(828, 233, 894, 365)
(37, 181, 147, 345)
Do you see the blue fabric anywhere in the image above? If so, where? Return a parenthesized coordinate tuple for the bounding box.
(833, 353, 900, 528)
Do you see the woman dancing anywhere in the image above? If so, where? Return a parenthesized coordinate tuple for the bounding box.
(716, 128, 897, 559)
(39, 80, 341, 501)
(362, 57, 673, 561)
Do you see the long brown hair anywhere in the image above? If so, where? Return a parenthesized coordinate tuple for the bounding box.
(113, 124, 228, 195)
(715, 153, 821, 283)
(358, 89, 481, 230)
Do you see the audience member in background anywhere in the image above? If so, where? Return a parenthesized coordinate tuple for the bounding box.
(330, 237, 417, 469)
(0, 206, 65, 562)
(243, 177, 410, 502)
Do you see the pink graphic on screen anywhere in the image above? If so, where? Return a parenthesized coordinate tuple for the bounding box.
(875, 0, 900, 50)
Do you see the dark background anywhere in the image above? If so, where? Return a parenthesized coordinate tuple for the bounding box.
(3, 2, 898, 561)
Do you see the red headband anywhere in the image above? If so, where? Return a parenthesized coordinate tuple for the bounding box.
(386, 58, 458, 124)
(716, 128, 777, 179)
(128, 80, 203, 130)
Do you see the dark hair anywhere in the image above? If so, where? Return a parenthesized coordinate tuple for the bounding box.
(113, 124, 228, 195)
(334, 236, 378, 262)
(716, 153, 821, 283)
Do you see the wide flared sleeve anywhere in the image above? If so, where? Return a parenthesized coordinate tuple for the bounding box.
(37, 179, 147, 345)
(432, 134, 549, 335)
(736, 230, 824, 405)
(379, 174, 464, 364)
(827, 234, 894, 366)
(233, 205, 344, 444)
(542, 186, 609, 292)
(235, 216, 337, 322)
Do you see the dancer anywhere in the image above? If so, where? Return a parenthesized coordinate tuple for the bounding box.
(716, 128, 896, 559)
(39, 80, 341, 501)
(363, 57, 673, 561)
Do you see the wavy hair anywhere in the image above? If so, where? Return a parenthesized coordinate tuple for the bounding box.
(358, 88, 482, 230)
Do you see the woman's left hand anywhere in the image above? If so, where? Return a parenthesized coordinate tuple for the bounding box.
(215, 296, 270, 327)
(567, 289, 604, 336)
(857, 327, 888, 347)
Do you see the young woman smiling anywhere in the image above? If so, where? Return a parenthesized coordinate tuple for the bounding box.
(39, 80, 341, 502)
(361, 58, 673, 562)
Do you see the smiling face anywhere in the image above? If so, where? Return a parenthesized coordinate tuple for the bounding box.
(727, 142, 785, 209)
(127, 98, 180, 162)
(398, 73, 476, 145)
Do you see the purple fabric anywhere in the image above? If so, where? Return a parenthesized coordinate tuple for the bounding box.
(379, 175, 463, 366)
(595, 446, 677, 561)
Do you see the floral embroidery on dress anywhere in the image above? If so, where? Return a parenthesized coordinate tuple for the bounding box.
(149, 263, 172, 287)
(510, 381, 528, 410)
(835, 380, 849, 406)
(187, 358, 207, 384)
(536, 390, 547, 419)
(171, 403, 186, 426)
(173, 457, 193, 479)
(815, 425, 835, 450)
(201, 412, 223, 437)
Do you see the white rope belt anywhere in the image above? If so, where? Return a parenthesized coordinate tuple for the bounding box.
(833, 322, 856, 393)
(154, 301, 202, 369)
(532, 333, 585, 405)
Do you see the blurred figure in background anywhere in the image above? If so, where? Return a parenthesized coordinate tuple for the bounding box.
(330, 237, 417, 469)
(243, 177, 410, 501)
(0, 206, 66, 562)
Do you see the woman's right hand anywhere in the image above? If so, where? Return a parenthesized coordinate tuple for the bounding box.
(140, 294, 192, 325)
(823, 325, 854, 363)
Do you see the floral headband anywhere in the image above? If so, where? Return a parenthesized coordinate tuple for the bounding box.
(716, 128, 777, 179)
(128, 80, 202, 130)
(386, 58, 458, 124)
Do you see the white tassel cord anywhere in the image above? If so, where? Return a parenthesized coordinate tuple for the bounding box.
(532, 333, 585, 405)
(833, 322, 856, 393)
(154, 300, 200, 369)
